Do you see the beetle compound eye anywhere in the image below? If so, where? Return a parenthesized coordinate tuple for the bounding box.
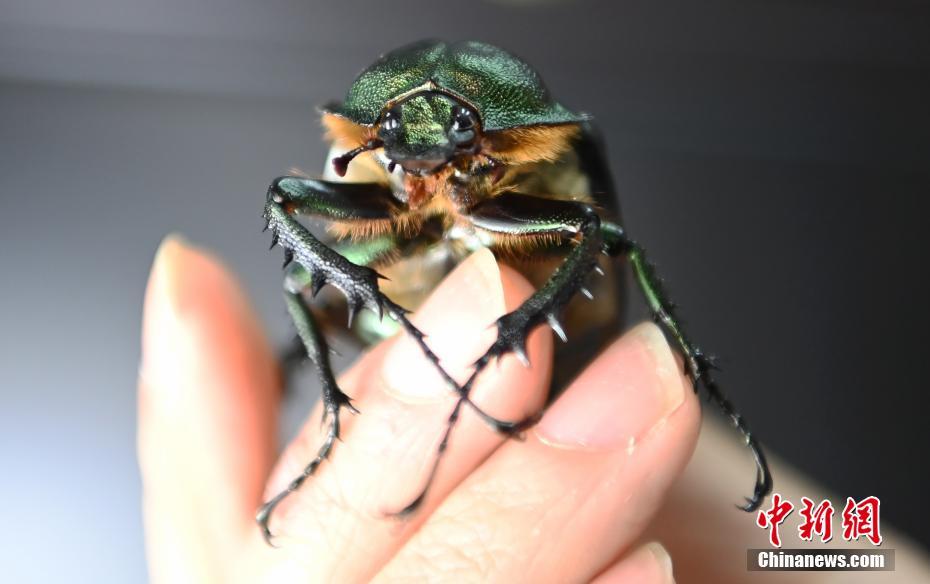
(452, 107, 476, 132)
(451, 106, 477, 147)
(380, 110, 401, 135)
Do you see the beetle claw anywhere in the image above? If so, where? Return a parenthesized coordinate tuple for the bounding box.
(346, 303, 359, 329)
(546, 313, 568, 343)
(309, 274, 327, 297)
(513, 344, 530, 367)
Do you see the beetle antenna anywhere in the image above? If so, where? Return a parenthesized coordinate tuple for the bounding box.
(332, 139, 383, 177)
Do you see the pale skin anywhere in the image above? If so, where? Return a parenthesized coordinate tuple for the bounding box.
(138, 236, 929, 583)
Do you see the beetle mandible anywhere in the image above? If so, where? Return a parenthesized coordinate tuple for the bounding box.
(259, 39, 772, 543)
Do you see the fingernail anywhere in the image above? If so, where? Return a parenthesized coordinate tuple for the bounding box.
(594, 542, 675, 584)
(536, 322, 686, 450)
(140, 234, 249, 393)
(645, 542, 676, 584)
(140, 234, 196, 390)
(381, 248, 505, 401)
(144, 233, 221, 321)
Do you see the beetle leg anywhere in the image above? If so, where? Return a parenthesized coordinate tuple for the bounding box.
(263, 176, 468, 393)
(601, 221, 773, 512)
(263, 176, 401, 326)
(462, 193, 604, 417)
(277, 235, 401, 391)
(256, 288, 359, 545)
(261, 232, 405, 543)
(390, 193, 604, 516)
(262, 177, 499, 527)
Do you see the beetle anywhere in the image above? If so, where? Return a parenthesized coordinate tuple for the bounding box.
(259, 39, 772, 543)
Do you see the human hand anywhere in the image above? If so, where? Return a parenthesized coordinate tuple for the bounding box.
(138, 236, 700, 583)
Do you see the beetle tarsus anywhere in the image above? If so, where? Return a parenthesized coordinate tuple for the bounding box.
(256, 289, 356, 544)
(257, 400, 343, 545)
(467, 402, 542, 437)
(387, 397, 465, 518)
(603, 220, 774, 512)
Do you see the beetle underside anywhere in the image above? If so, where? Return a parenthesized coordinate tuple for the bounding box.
(256, 40, 772, 545)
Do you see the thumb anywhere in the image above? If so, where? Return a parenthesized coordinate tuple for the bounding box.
(138, 235, 278, 582)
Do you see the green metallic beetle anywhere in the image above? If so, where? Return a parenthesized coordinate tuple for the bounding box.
(259, 39, 772, 542)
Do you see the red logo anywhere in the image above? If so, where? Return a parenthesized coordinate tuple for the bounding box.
(798, 497, 834, 543)
(756, 493, 794, 548)
(842, 496, 883, 545)
(756, 494, 882, 547)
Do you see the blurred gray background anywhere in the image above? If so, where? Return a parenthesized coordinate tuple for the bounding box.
(1, 0, 928, 581)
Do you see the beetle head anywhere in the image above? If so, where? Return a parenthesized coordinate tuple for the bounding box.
(324, 41, 591, 179)
(376, 92, 479, 175)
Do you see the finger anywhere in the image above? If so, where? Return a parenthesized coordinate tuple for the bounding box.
(378, 322, 700, 583)
(138, 235, 278, 582)
(253, 248, 554, 582)
(592, 542, 675, 584)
